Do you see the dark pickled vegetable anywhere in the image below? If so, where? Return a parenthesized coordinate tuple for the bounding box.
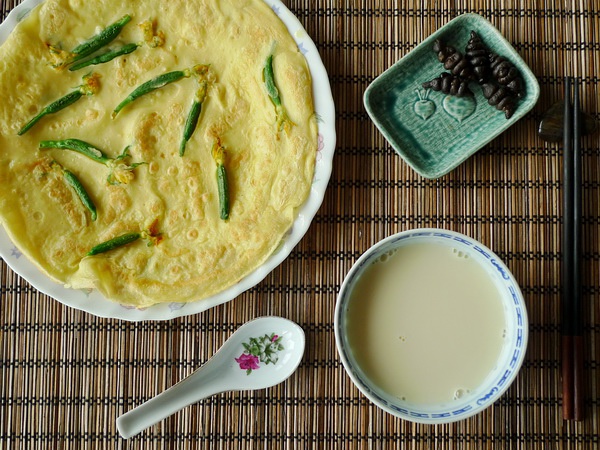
(481, 82, 517, 119)
(432, 39, 473, 79)
(489, 52, 525, 98)
(464, 31, 490, 83)
(422, 72, 473, 97)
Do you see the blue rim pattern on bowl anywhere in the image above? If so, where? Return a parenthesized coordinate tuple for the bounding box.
(334, 229, 529, 424)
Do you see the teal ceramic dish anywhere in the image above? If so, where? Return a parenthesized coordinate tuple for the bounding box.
(364, 13, 540, 179)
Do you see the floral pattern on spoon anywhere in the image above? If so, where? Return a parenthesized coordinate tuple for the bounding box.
(236, 333, 284, 374)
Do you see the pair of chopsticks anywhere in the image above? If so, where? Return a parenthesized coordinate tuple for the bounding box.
(561, 77, 584, 421)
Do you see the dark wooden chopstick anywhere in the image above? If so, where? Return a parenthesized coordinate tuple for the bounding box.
(572, 78, 584, 421)
(561, 77, 584, 421)
(561, 77, 574, 420)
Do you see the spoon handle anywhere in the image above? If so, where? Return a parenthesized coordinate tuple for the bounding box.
(116, 365, 224, 438)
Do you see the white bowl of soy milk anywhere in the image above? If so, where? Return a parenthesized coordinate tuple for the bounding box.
(334, 228, 528, 424)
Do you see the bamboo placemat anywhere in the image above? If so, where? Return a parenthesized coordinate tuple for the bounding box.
(1, 0, 599, 448)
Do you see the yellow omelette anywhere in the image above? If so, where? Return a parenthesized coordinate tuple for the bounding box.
(0, 0, 317, 306)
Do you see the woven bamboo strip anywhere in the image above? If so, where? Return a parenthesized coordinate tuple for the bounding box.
(1, 0, 600, 448)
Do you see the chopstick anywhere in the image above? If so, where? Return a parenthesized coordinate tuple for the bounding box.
(572, 78, 585, 421)
(561, 77, 584, 421)
(561, 78, 574, 420)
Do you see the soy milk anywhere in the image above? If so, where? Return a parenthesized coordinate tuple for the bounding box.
(345, 241, 506, 405)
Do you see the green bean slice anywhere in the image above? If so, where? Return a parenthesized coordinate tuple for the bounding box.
(62, 169, 97, 221)
(263, 54, 280, 106)
(69, 43, 139, 72)
(263, 52, 294, 134)
(216, 164, 229, 221)
(17, 73, 100, 135)
(70, 15, 132, 62)
(49, 160, 97, 221)
(212, 139, 230, 221)
(112, 70, 188, 117)
(179, 81, 207, 156)
(40, 139, 111, 165)
(87, 232, 141, 256)
(18, 91, 82, 136)
(40, 139, 145, 185)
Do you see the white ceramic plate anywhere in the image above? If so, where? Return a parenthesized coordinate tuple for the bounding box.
(0, 0, 335, 321)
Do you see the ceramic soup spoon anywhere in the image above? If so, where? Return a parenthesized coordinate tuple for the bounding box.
(116, 316, 305, 438)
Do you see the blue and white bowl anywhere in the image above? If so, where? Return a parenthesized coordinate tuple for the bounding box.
(334, 228, 528, 424)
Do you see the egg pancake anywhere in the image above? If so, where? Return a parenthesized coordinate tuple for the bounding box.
(0, 0, 317, 307)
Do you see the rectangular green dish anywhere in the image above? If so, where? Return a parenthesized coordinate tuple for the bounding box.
(364, 13, 540, 179)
